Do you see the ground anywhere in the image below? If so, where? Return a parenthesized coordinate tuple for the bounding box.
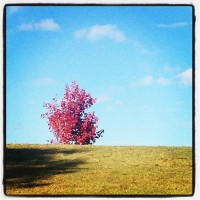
(5, 144, 193, 196)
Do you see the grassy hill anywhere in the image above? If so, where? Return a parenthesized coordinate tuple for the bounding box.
(5, 144, 193, 196)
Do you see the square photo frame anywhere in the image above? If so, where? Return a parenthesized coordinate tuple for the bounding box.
(3, 3, 195, 197)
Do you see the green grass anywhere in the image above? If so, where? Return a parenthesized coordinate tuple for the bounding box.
(5, 144, 193, 196)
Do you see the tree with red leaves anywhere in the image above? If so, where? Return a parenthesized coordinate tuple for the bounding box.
(41, 81, 104, 144)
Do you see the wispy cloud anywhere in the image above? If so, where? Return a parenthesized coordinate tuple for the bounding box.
(157, 77, 172, 85)
(156, 22, 188, 28)
(163, 65, 173, 73)
(131, 75, 154, 87)
(132, 68, 192, 87)
(19, 19, 60, 31)
(7, 6, 21, 15)
(132, 39, 154, 55)
(74, 24, 126, 42)
(96, 96, 112, 104)
(178, 68, 192, 86)
(131, 75, 172, 87)
(31, 77, 57, 86)
(163, 64, 181, 75)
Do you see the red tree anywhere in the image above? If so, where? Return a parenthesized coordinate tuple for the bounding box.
(41, 81, 104, 144)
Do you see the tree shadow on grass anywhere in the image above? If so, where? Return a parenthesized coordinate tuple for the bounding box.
(5, 147, 88, 190)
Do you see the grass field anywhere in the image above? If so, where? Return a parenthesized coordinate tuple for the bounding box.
(5, 144, 193, 196)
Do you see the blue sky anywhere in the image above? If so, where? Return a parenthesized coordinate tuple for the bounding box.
(6, 5, 193, 146)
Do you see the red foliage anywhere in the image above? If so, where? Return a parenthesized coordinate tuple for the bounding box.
(41, 81, 103, 144)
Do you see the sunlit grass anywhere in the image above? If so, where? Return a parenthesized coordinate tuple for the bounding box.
(5, 144, 193, 196)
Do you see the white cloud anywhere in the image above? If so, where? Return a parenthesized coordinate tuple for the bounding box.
(157, 77, 172, 85)
(163, 64, 181, 74)
(96, 96, 112, 104)
(156, 22, 189, 28)
(8, 6, 21, 15)
(132, 39, 153, 55)
(163, 65, 173, 73)
(19, 19, 60, 31)
(141, 76, 154, 86)
(131, 75, 154, 87)
(19, 24, 33, 31)
(32, 77, 57, 86)
(178, 68, 192, 86)
(131, 75, 174, 87)
(131, 68, 192, 87)
(74, 24, 126, 42)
